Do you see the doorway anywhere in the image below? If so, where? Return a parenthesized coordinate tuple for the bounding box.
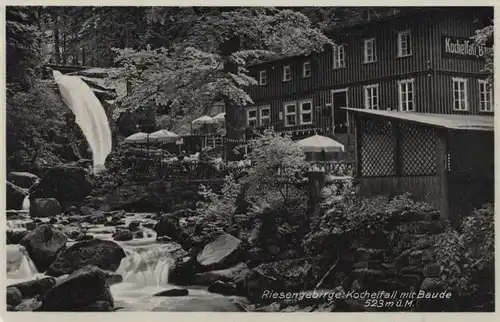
(331, 89, 349, 134)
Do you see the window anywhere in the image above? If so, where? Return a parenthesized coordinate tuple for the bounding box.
(303, 61, 311, 78)
(364, 84, 379, 110)
(247, 108, 258, 126)
(260, 106, 271, 125)
(397, 30, 412, 57)
(333, 45, 346, 69)
(479, 80, 493, 112)
(452, 77, 468, 111)
(284, 103, 297, 126)
(299, 101, 313, 125)
(398, 78, 415, 111)
(363, 38, 377, 63)
(282, 65, 291, 82)
(259, 70, 267, 85)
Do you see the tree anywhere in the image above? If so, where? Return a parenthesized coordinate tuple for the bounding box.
(472, 22, 494, 84)
(113, 8, 333, 159)
(241, 130, 307, 207)
(6, 6, 41, 88)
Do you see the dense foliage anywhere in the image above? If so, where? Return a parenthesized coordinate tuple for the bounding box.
(433, 203, 494, 310)
(472, 22, 494, 83)
(6, 7, 40, 88)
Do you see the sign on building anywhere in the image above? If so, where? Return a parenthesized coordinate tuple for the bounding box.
(442, 36, 493, 59)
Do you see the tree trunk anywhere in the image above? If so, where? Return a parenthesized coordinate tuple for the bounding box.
(52, 11, 60, 65)
(220, 36, 246, 161)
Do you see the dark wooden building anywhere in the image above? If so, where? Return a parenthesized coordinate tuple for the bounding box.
(241, 7, 493, 150)
(346, 107, 494, 224)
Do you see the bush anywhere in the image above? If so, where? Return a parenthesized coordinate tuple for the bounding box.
(432, 203, 494, 310)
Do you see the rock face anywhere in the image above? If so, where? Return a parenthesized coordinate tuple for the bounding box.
(196, 234, 243, 271)
(20, 224, 68, 272)
(40, 265, 115, 311)
(6, 181, 28, 210)
(29, 166, 93, 207)
(46, 239, 126, 277)
(7, 172, 39, 189)
(30, 198, 62, 217)
(100, 183, 150, 211)
(8, 277, 57, 300)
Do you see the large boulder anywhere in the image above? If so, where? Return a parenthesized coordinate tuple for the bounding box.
(8, 277, 56, 300)
(154, 214, 182, 240)
(7, 172, 39, 189)
(7, 181, 28, 210)
(39, 265, 114, 311)
(20, 224, 68, 272)
(196, 234, 244, 271)
(7, 287, 22, 307)
(7, 230, 29, 245)
(46, 239, 126, 277)
(193, 263, 249, 286)
(30, 198, 62, 218)
(112, 230, 133, 241)
(29, 166, 93, 207)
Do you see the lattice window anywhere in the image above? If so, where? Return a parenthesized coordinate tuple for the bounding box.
(360, 119, 396, 177)
(400, 123, 437, 176)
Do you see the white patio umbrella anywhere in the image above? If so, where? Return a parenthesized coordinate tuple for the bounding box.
(124, 132, 149, 144)
(192, 115, 217, 125)
(297, 134, 345, 153)
(148, 129, 180, 143)
(213, 112, 226, 122)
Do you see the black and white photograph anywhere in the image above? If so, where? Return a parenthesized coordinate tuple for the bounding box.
(3, 5, 495, 313)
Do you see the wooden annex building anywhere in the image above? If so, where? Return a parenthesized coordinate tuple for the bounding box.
(346, 108, 494, 225)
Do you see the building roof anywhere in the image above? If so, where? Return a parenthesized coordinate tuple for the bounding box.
(343, 108, 494, 132)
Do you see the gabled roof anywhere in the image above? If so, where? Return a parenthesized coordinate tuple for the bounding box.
(343, 108, 494, 132)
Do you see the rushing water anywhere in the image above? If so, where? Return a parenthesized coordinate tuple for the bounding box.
(52, 70, 112, 169)
(22, 196, 30, 211)
(5, 213, 234, 311)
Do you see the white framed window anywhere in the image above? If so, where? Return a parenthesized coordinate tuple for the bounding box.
(478, 80, 493, 112)
(247, 108, 258, 126)
(398, 78, 415, 112)
(284, 103, 297, 127)
(333, 45, 345, 69)
(283, 65, 291, 82)
(397, 30, 412, 57)
(259, 70, 267, 85)
(452, 77, 468, 111)
(299, 101, 313, 125)
(363, 38, 377, 63)
(364, 84, 379, 110)
(260, 106, 271, 125)
(303, 61, 311, 78)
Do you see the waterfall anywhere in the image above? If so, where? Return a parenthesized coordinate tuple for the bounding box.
(22, 195, 30, 211)
(52, 70, 112, 169)
(7, 245, 41, 282)
(116, 247, 172, 287)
